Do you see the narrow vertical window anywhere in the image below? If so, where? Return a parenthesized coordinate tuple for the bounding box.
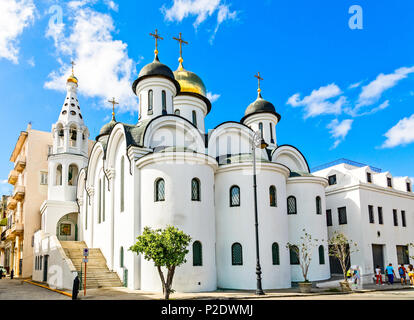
(393, 209, 398, 226)
(155, 178, 165, 202)
(378, 207, 383, 225)
(269, 123, 274, 143)
(269, 186, 276, 207)
(407, 183, 411, 192)
(319, 245, 325, 264)
(289, 246, 299, 265)
(85, 194, 88, 230)
(316, 196, 322, 215)
(102, 178, 106, 222)
(258, 122, 263, 138)
(230, 186, 240, 207)
(192, 110, 197, 127)
(287, 196, 297, 214)
(193, 241, 202, 266)
(149, 90, 154, 110)
(120, 247, 124, 268)
(191, 178, 200, 201)
(338, 207, 347, 225)
(402, 210, 406, 227)
(326, 209, 332, 226)
(387, 177, 392, 188)
(162, 90, 167, 113)
(367, 172, 372, 183)
(272, 243, 280, 265)
(120, 156, 125, 212)
(231, 243, 243, 265)
(368, 205, 374, 223)
(98, 179, 102, 224)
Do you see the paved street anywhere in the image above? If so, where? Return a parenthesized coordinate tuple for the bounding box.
(0, 279, 69, 300)
(271, 289, 414, 300)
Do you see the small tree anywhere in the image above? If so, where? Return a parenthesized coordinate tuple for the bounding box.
(407, 243, 414, 261)
(129, 225, 191, 300)
(328, 231, 358, 284)
(286, 229, 320, 283)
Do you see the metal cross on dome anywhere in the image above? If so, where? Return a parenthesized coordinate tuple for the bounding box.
(108, 97, 119, 120)
(173, 32, 188, 59)
(149, 29, 163, 55)
(71, 61, 76, 75)
(254, 72, 263, 93)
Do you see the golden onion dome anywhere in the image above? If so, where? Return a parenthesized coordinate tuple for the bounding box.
(173, 62, 206, 97)
(67, 75, 78, 85)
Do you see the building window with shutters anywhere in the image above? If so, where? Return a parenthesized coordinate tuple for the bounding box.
(287, 196, 297, 214)
(368, 205, 374, 223)
(230, 186, 240, 207)
(191, 178, 201, 201)
(289, 246, 299, 265)
(269, 186, 277, 207)
(338, 207, 347, 225)
(193, 241, 202, 266)
(231, 243, 243, 265)
(319, 245, 325, 264)
(316, 196, 322, 215)
(272, 243, 280, 265)
(155, 178, 165, 202)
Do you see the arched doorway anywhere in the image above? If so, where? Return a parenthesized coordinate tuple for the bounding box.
(56, 213, 78, 241)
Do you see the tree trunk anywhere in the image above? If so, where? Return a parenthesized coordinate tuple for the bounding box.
(157, 266, 167, 297)
(165, 266, 176, 300)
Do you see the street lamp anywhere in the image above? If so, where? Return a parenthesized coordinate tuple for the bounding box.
(251, 130, 268, 295)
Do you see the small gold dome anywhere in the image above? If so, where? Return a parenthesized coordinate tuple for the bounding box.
(67, 75, 78, 85)
(173, 63, 206, 97)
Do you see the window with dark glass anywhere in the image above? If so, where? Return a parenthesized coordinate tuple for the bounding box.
(269, 186, 277, 207)
(378, 207, 383, 225)
(387, 177, 392, 188)
(326, 209, 332, 226)
(272, 243, 280, 265)
(148, 90, 153, 111)
(120, 247, 124, 268)
(269, 123, 274, 143)
(401, 210, 406, 227)
(407, 183, 412, 192)
(155, 178, 165, 202)
(231, 243, 243, 265)
(328, 175, 337, 186)
(338, 207, 347, 225)
(191, 178, 200, 201)
(98, 179, 102, 224)
(192, 110, 197, 127)
(120, 157, 125, 212)
(396, 245, 409, 265)
(368, 205, 374, 224)
(162, 90, 167, 113)
(230, 186, 240, 207)
(287, 196, 297, 214)
(393, 209, 398, 226)
(319, 245, 325, 264)
(367, 172, 372, 183)
(316, 196, 322, 215)
(289, 246, 299, 265)
(259, 122, 263, 138)
(193, 241, 202, 266)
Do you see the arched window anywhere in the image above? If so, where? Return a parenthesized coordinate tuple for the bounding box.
(68, 164, 79, 186)
(259, 122, 263, 138)
(120, 246, 124, 268)
(269, 123, 274, 143)
(287, 196, 297, 214)
(289, 246, 300, 265)
(316, 196, 322, 215)
(191, 178, 200, 201)
(174, 109, 180, 116)
(193, 241, 202, 266)
(230, 185, 240, 207)
(98, 179, 102, 223)
(272, 243, 280, 265)
(192, 110, 197, 127)
(69, 125, 77, 147)
(155, 178, 165, 201)
(319, 245, 325, 264)
(269, 185, 277, 207)
(231, 243, 243, 265)
(120, 156, 125, 212)
(85, 194, 88, 230)
(148, 90, 153, 112)
(56, 164, 62, 186)
(57, 125, 64, 147)
(162, 90, 167, 113)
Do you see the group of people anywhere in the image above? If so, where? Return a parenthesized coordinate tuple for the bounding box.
(0, 269, 13, 280)
(375, 263, 414, 285)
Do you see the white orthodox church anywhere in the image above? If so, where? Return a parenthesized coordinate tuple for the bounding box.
(32, 34, 413, 292)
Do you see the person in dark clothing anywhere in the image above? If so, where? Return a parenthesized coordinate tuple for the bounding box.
(72, 274, 80, 300)
(0, 269, 3, 279)
(10, 270, 14, 279)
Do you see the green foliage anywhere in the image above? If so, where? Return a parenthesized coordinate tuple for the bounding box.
(0, 217, 7, 227)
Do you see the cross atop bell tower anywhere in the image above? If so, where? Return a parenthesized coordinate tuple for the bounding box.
(254, 72, 263, 96)
(149, 29, 163, 57)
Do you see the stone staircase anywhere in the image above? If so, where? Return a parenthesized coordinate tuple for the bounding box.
(60, 241, 123, 289)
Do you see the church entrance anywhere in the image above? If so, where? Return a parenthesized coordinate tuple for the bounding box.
(57, 213, 78, 241)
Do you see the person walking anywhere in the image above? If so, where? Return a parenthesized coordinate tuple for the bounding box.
(0, 268, 3, 280)
(407, 265, 414, 286)
(385, 263, 396, 285)
(10, 269, 14, 280)
(398, 264, 407, 285)
(375, 265, 383, 285)
(72, 273, 80, 300)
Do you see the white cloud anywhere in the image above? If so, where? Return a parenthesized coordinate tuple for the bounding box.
(27, 57, 35, 67)
(348, 81, 362, 89)
(357, 66, 414, 107)
(354, 100, 390, 117)
(207, 91, 220, 103)
(327, 119, 353, 149)
(104, 0, 118, 11)
(162, 0, 237, 42)
(381, 114, 414, 148)
(44, 6, 138, 113)
(286, 83, 347, 118)
(0, 0, 35, 63)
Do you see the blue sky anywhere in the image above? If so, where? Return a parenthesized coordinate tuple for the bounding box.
(1, 0, 414, 194)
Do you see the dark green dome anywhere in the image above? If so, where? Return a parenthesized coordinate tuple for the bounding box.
(132, 55, 180, 95)
(241, 93, 281, 123)
(96, 119, 117, 140)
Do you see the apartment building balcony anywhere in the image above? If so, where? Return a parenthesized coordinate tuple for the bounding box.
(12, 186, 25, 201)
(7, 170, 18, 185)
(6, 198, 17, 210)
(5, 223, 23, 240)
(14, 155, 26, 173)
